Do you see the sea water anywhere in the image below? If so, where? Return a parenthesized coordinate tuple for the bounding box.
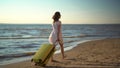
(0, 24, 120, 65)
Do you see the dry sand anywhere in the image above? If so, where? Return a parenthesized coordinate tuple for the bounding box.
(1, 38, 120, 68)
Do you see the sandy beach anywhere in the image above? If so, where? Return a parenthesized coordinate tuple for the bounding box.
(1, 38, 120, 68)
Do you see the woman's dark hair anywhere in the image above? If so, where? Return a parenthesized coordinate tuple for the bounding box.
(52, 11, 61, 23)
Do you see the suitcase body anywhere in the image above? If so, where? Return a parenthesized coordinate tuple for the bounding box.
(31, 44, 55, 66)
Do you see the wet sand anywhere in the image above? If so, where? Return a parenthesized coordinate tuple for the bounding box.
(1, 38, 120, 68)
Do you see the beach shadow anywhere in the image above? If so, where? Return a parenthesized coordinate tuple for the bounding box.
(65, 58, 77, 61)
(51, 60, 60, 63)
(51, 59, 65, 64)
(45, 59, 120, 68)
(45, 66, 61, 68)
(45, 64, 120, 68)
(45, 66, 83, 68)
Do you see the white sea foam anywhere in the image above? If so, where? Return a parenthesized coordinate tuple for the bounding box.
(55, 40, 91, 54)
(55, 38, 105, 54)
(1, 38, 105, 65)
(0, 56, 32, 65)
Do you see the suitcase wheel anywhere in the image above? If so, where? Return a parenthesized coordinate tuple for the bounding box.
(31, 59, 33, 62)
(35, 62, 39, 66)
(41, 64, 46, 67)
(34, 63, 46, 67)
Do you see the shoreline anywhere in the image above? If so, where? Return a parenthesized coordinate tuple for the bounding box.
(1, 38, 120, 68)
(0, 38, 102, 66)
(0, 39, 92, 66)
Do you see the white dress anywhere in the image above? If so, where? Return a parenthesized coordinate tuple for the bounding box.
(49, 21, 63, 45)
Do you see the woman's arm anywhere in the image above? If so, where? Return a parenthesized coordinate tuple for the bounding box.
(57, 22, 61, 41)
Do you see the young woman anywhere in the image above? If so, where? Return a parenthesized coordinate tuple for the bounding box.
(49, 11, 65, 61)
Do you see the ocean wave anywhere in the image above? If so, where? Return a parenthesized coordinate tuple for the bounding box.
(0, 36, 85, 39)
(0, 41, 81, 59)
(85, 35, 120, 37)
(64, 40, 79, 43)
(0, 35, 93, 39)
(64, 34, 120, 38)
(65, 35, 85, 38)
(0, 34, 118, 39)
(0, 47, 6, 49)
(64, 34, 86, 38)
(0, 42, 76, 59)
(15, 45, 38, 49)
(0, 36, 48, 39)
(0, 28, 50, 31)
(0, 34, 87, 39)
(0, 52, 35, 59)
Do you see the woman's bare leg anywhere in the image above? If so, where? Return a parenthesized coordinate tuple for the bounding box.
(49, 37, 54, 62)
(51, 56, 53, 61)
(59, 42, 65, 59)
(51, 45, 55, 62)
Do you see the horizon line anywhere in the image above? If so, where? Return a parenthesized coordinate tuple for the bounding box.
(0, 23, 120, 25)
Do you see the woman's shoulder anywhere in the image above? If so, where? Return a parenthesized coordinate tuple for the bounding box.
(56, 21, 61, 24)
(58, 20, 61, 22)
(54, 21, 61, 25)
(56, 21, 61, 25)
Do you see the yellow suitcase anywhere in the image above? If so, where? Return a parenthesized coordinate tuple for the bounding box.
(31, 44, 55, 66)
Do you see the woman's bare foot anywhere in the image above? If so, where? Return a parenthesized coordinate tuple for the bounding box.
(62, 55, 66, 59)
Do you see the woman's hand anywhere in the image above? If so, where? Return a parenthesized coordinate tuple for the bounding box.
(57, 38, 60, 41)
